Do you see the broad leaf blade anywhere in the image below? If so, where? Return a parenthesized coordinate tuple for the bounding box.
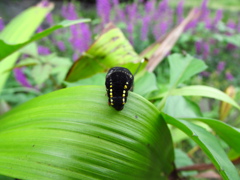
(65, 23, 140, 82)
(162, 113, 239, 180)
(0, 3, 53, 92)
(0, 86, 174, 179)
(168, 54, 207, 87)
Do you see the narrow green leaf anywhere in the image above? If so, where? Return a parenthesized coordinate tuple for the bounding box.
(170, 85, 240, 110)
(0, 19, 90, 61)
(65, 23, 140, 82)
(184, 117, 240, 154)
(0, 86, 174, 179)
(162, 113, 239, 180)
(151, 85, 240, 110)
(0, 4, 53, 92)
(168, 54, 207, 87)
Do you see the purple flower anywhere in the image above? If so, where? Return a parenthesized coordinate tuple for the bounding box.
(14, 68, 32, 88)
(176, 0, 184, 24)
(41, 0, 50, 7)
(153, 0, 168, 20)
(72, 52, 80, 61)
(226, 72, 234, 80)
(203, 42, 210, 60)
(217, 61, 225, 72)
(127, 23, 134, 44)
(62, 3, 78, 20)
(211, 10, 223, 30)
(0, 18, 4, 31)
(126, 4, 138, 21)
(199, 0, 209, 21)
(145, 0, 156, 14)
(141, 17, 150, 41)
(38, 45, 51, 55)
(237, 20, 240, 32)
(112, 0, 119, 6)
(213, 48, 220, 55)
(46, 13, 54, 24)
(185, 19, 198, 31)
(160, 21, 168, 36)
(36, 26, 43, 33)
(97, 0, 111, 24)
(201, 71, 210, 77)
(61, 4, 68, 18)
(157, 0, 169, 13)
(195, 41, 202, 54)
(227, 20, 236, 29)
(226, 43, 237, 50)
(69, 22, 92, 53)
(56, 41, 65, 51)
(79, 23, 92, 52)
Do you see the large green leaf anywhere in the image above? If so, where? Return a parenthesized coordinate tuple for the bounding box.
(184, 117, 240, 154)
(65, 23, 140, 82)
(0, 86, 174, 179)
(153, 85, 240, 110)
(168, 54, 207, 88)
(0, 3, 53, 92)
(162, 113, 239, 180)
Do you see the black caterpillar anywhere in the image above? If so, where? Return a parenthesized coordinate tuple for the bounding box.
(105, 67, 134, 111)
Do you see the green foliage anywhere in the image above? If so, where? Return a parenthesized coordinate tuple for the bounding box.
(0, 19, 90, 61)
(65, 24, 140, 82)
(0, 86, 174, 179)
(0, 5, 53, 92)
(1, 2, 240, 180)
(168, 54, 207, 88)
(163, 113, 239, 180)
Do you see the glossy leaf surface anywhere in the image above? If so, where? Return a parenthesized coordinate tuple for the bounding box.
(0, 86, 174, 180)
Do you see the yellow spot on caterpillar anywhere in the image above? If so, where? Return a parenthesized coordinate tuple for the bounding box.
(110, 99, 113, 102)
(123, 90, 126, 93)
(124, 85, 127, 89)
(126, 82, 129, 84)
(110, 93, 113, 96)
(111, 103, 114, 105)
(110, 85, 112, 88)
(122, 94, 125, 97)
(110, 89, 113, 92)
